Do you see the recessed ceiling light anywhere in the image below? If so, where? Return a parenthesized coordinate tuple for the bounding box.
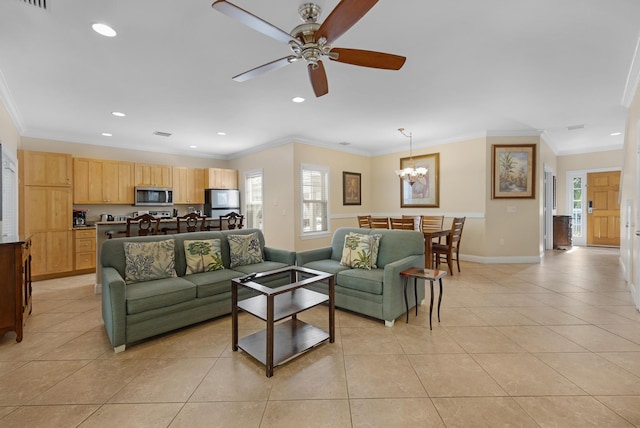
(189, 145, 197, 149)
(111, 111, 126, 117)
(292, 96, 305, 103)
(101, 132, 112, 137)
(610, 132, 622, 136)
(92, 23, 117, 38)
(217, 132, 226, 136)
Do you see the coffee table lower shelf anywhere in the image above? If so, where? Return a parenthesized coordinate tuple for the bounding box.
(237, 319, 330, 367)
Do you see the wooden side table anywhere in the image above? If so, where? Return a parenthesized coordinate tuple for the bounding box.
(400, 267, 447, 329)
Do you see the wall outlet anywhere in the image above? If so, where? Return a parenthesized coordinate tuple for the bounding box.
(507, 206, 517, 213)
(499, 238, 505, 245)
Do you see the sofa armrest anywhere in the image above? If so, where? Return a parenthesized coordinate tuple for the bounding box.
(263, 246, 296, 265)
(296, 247, 333, 266)
(101, 266, 127, 349)
(381, 254, 425, 318)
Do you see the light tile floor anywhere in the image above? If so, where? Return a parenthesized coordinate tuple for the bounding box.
(1, 247, 640, 427)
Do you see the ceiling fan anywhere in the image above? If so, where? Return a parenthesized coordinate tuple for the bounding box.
(211, 0, 406, 97)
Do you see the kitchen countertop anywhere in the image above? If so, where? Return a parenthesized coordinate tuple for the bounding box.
(95, 217, 216, 226)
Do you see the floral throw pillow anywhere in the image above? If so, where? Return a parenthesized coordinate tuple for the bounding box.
(124, 239, 177, 284)
(340, 233, 376, 270)
(228, 232, 263, 268)
(184, 239, 224, 274)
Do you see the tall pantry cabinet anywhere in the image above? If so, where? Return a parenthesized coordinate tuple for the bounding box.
(18, 150, 74, 278)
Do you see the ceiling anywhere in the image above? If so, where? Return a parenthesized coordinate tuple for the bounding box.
(1, 0, 639, 159)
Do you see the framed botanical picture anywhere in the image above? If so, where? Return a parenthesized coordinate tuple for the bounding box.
(343, 171, 361, 205)
(492, 144, 536, 199)
(400, 153, 440, 207)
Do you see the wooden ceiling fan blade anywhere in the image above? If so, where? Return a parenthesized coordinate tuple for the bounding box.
(308, 61, 329, 97)
(315, 0, 378, 45)
(212, 0, 299, 45)
(330, 48, 406, 70)
(232, 56, 298, 82)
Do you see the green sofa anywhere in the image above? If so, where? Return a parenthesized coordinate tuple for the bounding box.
(296, 227, 425, 326)
(101, 229, 295, 352)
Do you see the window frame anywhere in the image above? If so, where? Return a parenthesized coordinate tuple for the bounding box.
(244, 168, 263, 230)
(300, 163, 330, 238)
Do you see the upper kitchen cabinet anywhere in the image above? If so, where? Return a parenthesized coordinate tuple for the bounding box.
(74, 158, 134, 204)
(19, 150, 72, 187)
(173, 167, 205, 204)
(206, 168, 238, 189)
(134, 163, 173, 188)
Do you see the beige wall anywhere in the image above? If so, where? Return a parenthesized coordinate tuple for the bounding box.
(484, 136, 542, 260)
(228, 143, 296, 251)
(0, 100, 20, 234)
(555, 150, 623, 216)
(619, 82, 640, 308)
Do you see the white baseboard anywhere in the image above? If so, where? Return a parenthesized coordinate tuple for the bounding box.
(94, 283, 102, 295)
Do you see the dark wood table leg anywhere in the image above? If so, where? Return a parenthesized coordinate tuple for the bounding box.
(414, 277, 418, 316)
(429, 280, 434, 330)
(266, 295, 274, 378)
(329, 276, 335, 343)
(403, 276, 409, 323)
(232, 281, 238, 351)
(438, 278, 443, 323)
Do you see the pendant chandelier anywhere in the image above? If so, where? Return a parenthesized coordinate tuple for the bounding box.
(395, 128, 427, 186)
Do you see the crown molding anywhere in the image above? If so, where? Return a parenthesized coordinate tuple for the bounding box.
(622, 35, 640, 108)
(0, 69, 25, 134)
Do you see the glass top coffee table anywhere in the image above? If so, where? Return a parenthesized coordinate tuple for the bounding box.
(231, 266, 335, 377)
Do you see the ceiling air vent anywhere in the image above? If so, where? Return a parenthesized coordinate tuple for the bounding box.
(153, 131, 172, 137)
(20, 0, 48, 10)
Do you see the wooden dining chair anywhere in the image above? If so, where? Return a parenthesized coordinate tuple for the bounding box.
(126, 213, 160, 237)
(357, 215, 371, 228)
(369, 217, 390, 229)
(390, 217, 415, 230)
(421, 215, 444, 232)
(176, 212, 207, 233)
(433, 217, 465, 275)
(219, 212, 244, 230)
(402, 215, 421, 230)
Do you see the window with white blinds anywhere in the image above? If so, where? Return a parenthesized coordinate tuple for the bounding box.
(244, 169, 263, 230)
(2, 148, 18, 238)
(300, 164, 329, 236)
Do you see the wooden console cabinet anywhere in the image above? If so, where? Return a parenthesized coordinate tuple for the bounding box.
(553, 215, 572, 249)
(0, 236, 32, 342)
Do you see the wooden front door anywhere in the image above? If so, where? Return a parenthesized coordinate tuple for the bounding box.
(587, 171, 620, 246)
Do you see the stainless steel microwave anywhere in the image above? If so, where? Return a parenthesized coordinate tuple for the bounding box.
(134, 187, 173, 206)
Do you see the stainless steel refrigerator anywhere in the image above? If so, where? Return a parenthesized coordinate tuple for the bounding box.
(204, 189, 240, 218)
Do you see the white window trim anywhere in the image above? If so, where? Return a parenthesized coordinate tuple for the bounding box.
(300, 163, 330, 239)
(244, 168, 263, 230)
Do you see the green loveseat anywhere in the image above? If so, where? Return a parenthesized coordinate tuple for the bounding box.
(101, 228, 295, 352)
(296, 227, 425, 326)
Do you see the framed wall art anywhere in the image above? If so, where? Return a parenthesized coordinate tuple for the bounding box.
(343, 171, 361, 205)
(399, 153, 440, 208)
(492, 144, 536, 199)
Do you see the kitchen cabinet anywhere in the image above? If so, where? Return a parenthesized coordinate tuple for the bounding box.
(206, 168, 238, 189)
(0, 236, 32, 342)
(173, 167, 205, 204)
(19, 150, 72, 187)
(21, 185, 73, 277)
(134, 163, 173, 187)
(74, 158, 134, 204)
(74, 228, 96, 271)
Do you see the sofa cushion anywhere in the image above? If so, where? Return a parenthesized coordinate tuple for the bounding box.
(302, 259, 352, 276)
(126, 276, 196, 314)
(337, 269, 384, 295)
(184, 269, 243, 298)
(184, 239, 224, 274)
(228, 232, 263, 268)
(340, 233, 377, 270)
(124, 239, 177, 284)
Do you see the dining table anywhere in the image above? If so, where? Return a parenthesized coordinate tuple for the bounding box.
(423, 229, 451, 269)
